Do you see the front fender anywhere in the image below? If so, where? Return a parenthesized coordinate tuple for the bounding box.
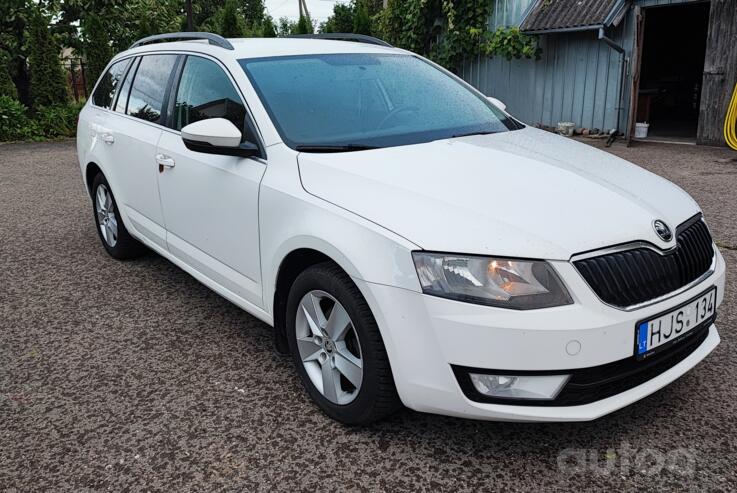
(259, 165, 422, 317)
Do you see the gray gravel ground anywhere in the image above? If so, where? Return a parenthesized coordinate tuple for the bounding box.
(1, 139, 736, 492)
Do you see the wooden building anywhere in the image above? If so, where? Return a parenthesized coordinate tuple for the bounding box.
(461, 0, 737, 145)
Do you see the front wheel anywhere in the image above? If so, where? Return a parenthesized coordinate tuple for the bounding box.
(286, 262, 401, 425)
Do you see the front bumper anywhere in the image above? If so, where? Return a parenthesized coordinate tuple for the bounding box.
(354, 249, 725, 422)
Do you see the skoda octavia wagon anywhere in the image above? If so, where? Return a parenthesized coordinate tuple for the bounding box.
(77, 32, 725, 424)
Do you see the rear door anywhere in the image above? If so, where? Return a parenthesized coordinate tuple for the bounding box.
(82, 57, 132, 186)
(105, 54, 180, 249)
(156, 55, 266, 307)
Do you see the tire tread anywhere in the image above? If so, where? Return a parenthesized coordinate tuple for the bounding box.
(287, 261, 401, 425)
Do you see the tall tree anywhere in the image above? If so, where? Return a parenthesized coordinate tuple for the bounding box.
(352, 1, 372, 35)
(128, 0, 183, 49)
(0, 0, 31, 105)
(243, 0, 265, 28)
(276, 16, 297, 36)
(294, 14, 313, 35)
(27, 8, 68, 107)
(261, 15, 277, 38)
(321, 1, 382, 35)
(219, 0, 246, 37)
(0, 53, 18, 99)
(82, 14, 112, 94)
(321, 4, 354, 33)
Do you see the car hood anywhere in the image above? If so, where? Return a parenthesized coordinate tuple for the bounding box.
(297, 127, 700, 260)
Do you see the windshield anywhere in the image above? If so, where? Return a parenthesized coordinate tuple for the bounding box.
(239, 54, 521, 151)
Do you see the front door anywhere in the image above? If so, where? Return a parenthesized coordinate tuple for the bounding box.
(156, 55, 266, 307)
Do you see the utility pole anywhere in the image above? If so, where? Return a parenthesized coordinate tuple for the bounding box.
(298, 0, 303, 18)
(186, 0, 193, 31)
(383, 0, 388, 7)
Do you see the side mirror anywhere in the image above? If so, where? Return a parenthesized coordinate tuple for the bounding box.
(487, 96, 507, 112)
(181, 118, 259, 158)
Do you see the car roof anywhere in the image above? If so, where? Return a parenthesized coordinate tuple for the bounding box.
(121, 37, 402, 61)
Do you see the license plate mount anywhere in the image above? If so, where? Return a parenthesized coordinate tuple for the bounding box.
(635, 287, 717, 360)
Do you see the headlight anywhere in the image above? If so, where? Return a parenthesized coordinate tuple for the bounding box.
(412, 252, 573, 309)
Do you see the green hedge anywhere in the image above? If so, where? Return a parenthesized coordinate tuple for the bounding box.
(0, 96, 83, 142)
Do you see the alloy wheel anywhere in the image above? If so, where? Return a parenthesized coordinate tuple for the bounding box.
(295, 290, 363, 405)
(95, 184, 118, 248)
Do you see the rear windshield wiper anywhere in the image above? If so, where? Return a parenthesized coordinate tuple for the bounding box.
(295, 144, 380, 153)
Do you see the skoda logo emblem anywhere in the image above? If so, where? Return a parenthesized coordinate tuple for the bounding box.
(653, 220, 672, 242)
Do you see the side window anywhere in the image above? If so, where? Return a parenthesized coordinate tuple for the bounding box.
(174, 56, 246, 134)
(127, 54, 178, 123)
(114, 57, 139, 113)
(91, 59, 130, 109)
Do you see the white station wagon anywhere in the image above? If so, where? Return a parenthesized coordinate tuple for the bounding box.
(77, 32, 725, 424)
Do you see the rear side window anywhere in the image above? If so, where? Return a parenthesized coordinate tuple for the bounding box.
(114, 57, 139, 113)
(173, 56, 245, 132)
(91, 59, 130, 109)
(127, 54, 178, 123)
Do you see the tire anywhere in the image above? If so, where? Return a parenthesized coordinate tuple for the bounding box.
(90, 172, 147, 260)
(286, 262, 402, 425)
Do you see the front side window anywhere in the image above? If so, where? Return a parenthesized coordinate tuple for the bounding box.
(91, 59, 130, 109)
(173, 56, 246, 133)
(127, 54, 178, 123)
(239, 54, 521, 150)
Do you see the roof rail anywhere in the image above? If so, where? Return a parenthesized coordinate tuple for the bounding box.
(129, 32, 234, 50)
(288, 33, 393, 48)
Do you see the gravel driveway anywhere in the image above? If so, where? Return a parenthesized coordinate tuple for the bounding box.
(1, 140, 736, 492)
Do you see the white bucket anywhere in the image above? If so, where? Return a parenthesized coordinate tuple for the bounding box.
(635, 122, 650, 139)
(557, 122, 575, 137)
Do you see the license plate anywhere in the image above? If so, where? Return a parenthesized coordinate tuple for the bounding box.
(636, 287, 716, 359)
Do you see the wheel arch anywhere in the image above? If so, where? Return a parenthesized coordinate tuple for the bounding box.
(85, 161, 103, 197)
(271, 246, 357, 354)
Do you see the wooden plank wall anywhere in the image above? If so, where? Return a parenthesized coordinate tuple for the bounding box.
(697, 0, 737, 145)
(462, 0, 724, 139)
(461, 22, 632, 133)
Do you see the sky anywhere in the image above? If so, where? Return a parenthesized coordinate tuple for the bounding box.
(264, 0, 348, 23)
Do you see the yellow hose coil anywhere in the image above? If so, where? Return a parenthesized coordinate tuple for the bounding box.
(726, 82, 737, 150)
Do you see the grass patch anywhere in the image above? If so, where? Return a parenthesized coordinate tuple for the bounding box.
(716, 241, 737, 251)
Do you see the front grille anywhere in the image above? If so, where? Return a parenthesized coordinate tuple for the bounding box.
(573, 216, 714, 308)
(452, 317, 713, 407)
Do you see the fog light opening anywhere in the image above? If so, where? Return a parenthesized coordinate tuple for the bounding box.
(469, 373, 570, 400)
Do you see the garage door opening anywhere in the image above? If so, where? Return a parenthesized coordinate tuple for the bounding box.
(636, 2, 710, 143)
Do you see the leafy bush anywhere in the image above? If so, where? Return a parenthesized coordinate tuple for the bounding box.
(375, 0, 540, 72)
(481, 27, 541, 61)
(33, 102, 84, 138)
(0, 96, 38, 141)
(0, 96, 83, 142)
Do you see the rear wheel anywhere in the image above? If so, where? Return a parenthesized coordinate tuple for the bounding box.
(91, 173, 146, 260)
(286, 262, 401, 425)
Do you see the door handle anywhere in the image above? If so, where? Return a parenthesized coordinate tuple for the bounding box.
(156, 153, 176, 172)
(101, 133, 115, 145)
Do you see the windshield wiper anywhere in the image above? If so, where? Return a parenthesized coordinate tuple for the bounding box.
(450, 130, 498, 138)
(295, 144, 380, 153)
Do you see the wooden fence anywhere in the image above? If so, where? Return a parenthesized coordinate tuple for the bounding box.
(63, 58, 88, 102)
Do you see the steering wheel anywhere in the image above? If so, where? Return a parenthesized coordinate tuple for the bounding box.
(377, 105, 419, 130)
